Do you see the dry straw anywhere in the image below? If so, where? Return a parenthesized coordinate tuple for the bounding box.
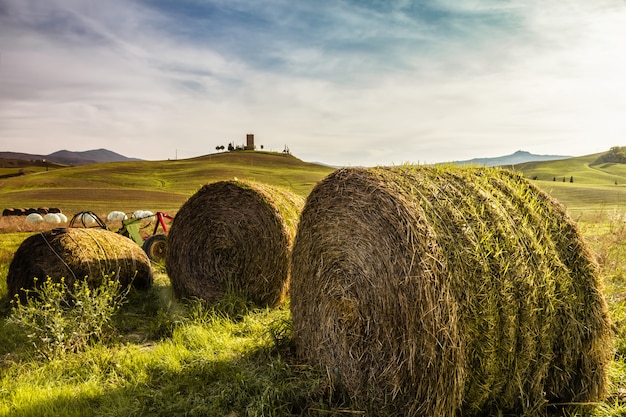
(166, 180, 304, 307)
(290, 165, 612, 416)
(7, 227, 153, 299)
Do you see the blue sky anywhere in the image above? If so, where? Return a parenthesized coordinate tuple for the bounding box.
(1, 0, 625, 166)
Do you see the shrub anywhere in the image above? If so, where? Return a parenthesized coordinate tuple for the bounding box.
(8, 275, 129, 359)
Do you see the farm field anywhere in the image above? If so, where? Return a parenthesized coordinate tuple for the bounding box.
(1, 150, 626, 416)
(507, 152, 626, 214)
(0, 151, 334, 216)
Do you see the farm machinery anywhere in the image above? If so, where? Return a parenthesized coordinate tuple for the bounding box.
(69, 210, 174, 262)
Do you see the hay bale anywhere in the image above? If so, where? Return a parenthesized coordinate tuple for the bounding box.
(26, 213, 43, 223)
(7, 228, 153, 299)
(290, 166, 612, 417)
(44, 213, 62, 224)
(166, 180, 304, 307)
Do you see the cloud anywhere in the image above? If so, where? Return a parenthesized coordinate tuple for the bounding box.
(1, 0, 625, 165)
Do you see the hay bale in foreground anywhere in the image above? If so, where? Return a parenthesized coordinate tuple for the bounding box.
(166, 180, 304, 307)
(7, 228, 153, 299)
(290, 166, 612, 417)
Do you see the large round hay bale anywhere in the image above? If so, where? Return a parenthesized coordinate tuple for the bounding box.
(7, 228, 153, 300)
(166, 180, 304, 307)
(290, 166, 612, 417)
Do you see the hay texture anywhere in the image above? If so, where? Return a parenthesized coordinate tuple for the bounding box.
(166, 180, 304, 307)
(290, 166, 612, 417)
(7, 228, 153, 299)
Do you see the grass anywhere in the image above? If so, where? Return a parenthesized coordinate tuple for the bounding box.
(2, 212, 626, 416)
(1, 269, 337, 417)
(0, 151, 333, 215)
(2, 150, 626, 415)
(508, 152, 626, 214)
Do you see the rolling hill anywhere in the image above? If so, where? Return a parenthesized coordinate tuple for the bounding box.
(0, 151, 334, 215)
(451, 150, 571, 166)
(0, 148, 141, 166)
(2, 147, 626, 217)
(505, 151, 626, 212)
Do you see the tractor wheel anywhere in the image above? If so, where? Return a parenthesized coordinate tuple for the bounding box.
(143, 234, 168, 262)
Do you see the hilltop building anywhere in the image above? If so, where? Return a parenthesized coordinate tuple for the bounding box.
(245, 134, 255, 150)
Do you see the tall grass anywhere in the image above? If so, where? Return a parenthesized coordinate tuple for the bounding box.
(0, 265, 336, 417)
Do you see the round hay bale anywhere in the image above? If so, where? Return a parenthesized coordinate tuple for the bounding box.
(166, 180, 304, 307)
(107, 211, 128, 221)
(132, 210, 153, 219)
(77, 212, 98, 224)
(2, 208, 14, 216)
(290, 166, 612, 417)
(26, 213, 43, 223)
(57, 213, 68, 223)
(44, 213, 61, 224)
(7, 228, 153, 300)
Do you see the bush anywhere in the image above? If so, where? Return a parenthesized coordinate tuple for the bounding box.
(8, 275, 129, 359)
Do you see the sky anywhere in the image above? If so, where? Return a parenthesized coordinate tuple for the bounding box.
(1, 0, 626, 167)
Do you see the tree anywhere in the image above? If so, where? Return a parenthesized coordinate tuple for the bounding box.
(228, 143, 235, 151)
(570, 176, 574, 183)
(594, 146, 626, 164)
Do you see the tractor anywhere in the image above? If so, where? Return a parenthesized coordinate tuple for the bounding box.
(68, 211, 174, 262)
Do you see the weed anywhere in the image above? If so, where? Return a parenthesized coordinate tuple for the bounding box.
(7, 275, 129, 359)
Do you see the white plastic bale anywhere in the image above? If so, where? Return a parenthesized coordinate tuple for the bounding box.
(26, 213, 43, 223)
(44, 213, 61, 224)
(132, 210, 153, 219)
(57, 213, 68, 223)
(81, 212, 97, 224)
(107, 211, 128, 221)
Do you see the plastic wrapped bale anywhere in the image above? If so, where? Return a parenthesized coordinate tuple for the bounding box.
(25, 213, 43, 223)
(107, 211, 128, 221)
(166, 180, 304, 307)
(290, 166, 612, 417)
(7, 228, 153, 300)
(44, 213, 61, 224)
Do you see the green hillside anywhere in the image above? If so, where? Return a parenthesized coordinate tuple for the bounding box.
(3, 147, 626, 216)
(0, 151, 334, 215)
(506, 150, 626, 212)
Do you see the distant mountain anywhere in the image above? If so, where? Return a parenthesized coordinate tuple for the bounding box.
(451, 150, 571, 167)
(0, 148, 141, 166)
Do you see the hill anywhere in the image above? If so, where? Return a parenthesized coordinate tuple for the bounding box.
(0, 151, 334, 215)
(3, 147, 626, 216)
(504, 150, 626, 212)
(452, 150, 571, 167)
(0, 148, 141, 166)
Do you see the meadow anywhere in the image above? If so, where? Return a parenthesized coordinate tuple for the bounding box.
(1, 150, 626, 416)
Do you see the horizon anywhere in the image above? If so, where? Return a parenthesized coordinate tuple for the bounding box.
(1, 1, 625, 166)
(0, 146, 597, 167)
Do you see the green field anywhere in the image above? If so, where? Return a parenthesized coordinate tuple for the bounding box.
(0, 151, 334, 215)
(507, 152, 626, 214)
(1, 150, 626, 416)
